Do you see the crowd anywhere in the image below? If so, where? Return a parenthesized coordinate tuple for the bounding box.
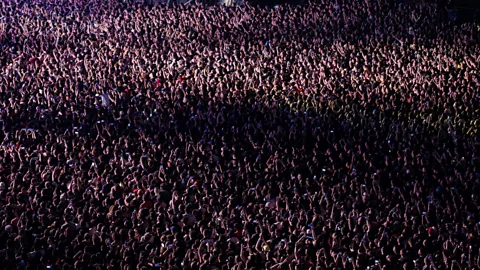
(0, 0, 479, 269)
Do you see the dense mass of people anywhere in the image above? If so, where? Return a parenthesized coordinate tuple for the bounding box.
(0, 0, 479, 269)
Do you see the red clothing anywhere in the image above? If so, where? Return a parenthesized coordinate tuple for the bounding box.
(140, 201, 152, 209)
